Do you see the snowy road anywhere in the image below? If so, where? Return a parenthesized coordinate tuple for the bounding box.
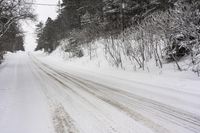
(0, 52, 200, 133)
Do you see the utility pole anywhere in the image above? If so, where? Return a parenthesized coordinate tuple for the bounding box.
(57, 0, 63, 39)
(121, 0, 125, 42)
(58, 0, 61, 14)
(121, 0, 125, 32)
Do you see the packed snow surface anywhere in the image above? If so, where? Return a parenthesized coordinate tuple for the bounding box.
(0, 51, 200, 133)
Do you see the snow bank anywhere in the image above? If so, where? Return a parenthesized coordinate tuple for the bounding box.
(35, 38, 200, 78)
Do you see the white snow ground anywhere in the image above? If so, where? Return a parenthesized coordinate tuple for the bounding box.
(0, 52, 54, 133)
(0, 51, 200, 133)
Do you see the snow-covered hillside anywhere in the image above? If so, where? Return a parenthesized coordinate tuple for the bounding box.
(38, 38, 200, 77)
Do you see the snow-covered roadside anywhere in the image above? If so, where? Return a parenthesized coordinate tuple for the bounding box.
(34, 51, 200, 116)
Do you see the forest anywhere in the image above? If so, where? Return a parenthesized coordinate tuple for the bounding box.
(35, 0, 200, 74)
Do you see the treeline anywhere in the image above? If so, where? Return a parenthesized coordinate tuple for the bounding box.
(0, 23, 24, 52)
(35, 0, 200, 74)
(35, 0, 176, 52)
(0, 0, 35, 63)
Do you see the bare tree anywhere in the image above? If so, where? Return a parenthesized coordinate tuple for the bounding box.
(0, 0, 35, 38)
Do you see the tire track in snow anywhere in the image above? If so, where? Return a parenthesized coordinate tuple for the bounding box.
(61, 71, 200, 133)
(62, 73, 200, 131)
(29, 60, 79, 133)
(30, 55, 169, 133)
(53, 104, 79, 133)
(30, 55, 121, 133)
(32, 55, 200, 133)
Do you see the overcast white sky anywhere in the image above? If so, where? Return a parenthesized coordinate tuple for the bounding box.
(23, 0, 58, 51)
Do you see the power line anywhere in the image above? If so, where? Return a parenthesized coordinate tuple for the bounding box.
(25, 2, 58, 7)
